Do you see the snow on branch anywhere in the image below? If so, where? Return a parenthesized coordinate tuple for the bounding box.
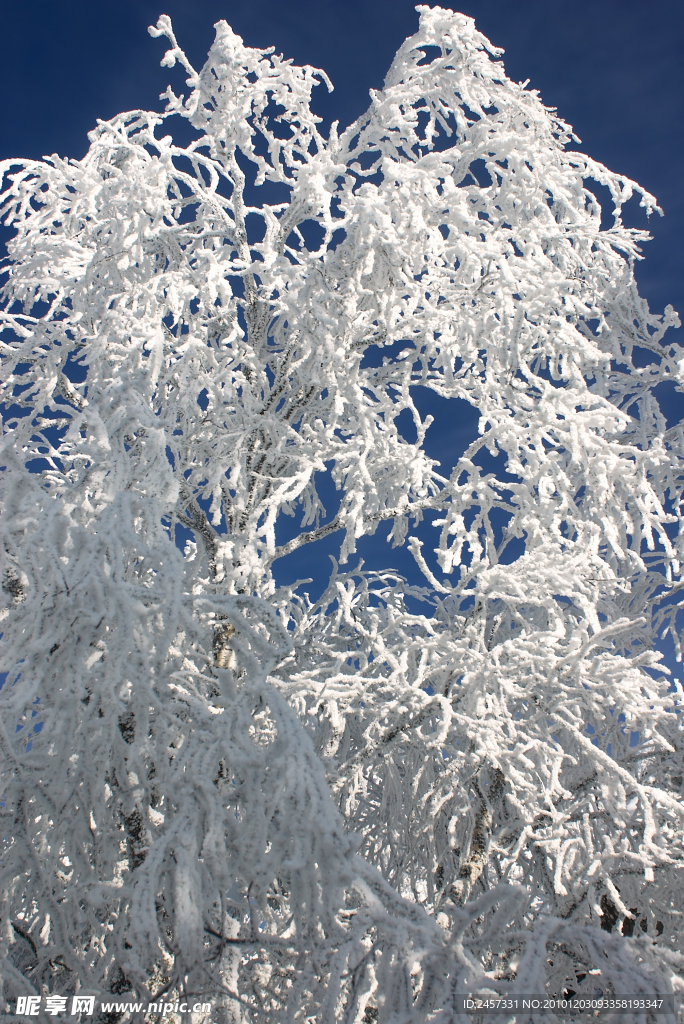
(1, 6, 683, 1019)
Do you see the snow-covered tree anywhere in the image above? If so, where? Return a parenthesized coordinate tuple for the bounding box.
(1, 7, 683, 1020)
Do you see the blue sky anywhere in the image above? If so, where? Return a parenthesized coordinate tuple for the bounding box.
(1, 1, 683, 668)
(2, 1, 682, 318)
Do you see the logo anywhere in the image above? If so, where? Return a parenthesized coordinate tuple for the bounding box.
(15, 996, 95, 1016)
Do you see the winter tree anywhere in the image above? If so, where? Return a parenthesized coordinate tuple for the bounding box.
(1, 6, 683, 1021)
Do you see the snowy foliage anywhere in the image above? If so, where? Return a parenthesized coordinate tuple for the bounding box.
(1, 6, 683, 1020)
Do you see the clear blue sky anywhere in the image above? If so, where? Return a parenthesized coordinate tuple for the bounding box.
(2, 0, 682, 318)
(2, 1, 683, 668)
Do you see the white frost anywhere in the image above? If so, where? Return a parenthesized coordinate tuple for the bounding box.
(1, 6, 682, 1019)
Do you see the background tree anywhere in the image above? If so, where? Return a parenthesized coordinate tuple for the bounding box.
(1, 6, 683, 1021)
